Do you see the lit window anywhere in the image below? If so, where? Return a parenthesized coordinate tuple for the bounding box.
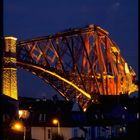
(119, 128, 122, 133)
(137, 113, 139, 119)
(39, 113, 46, 122)
(18, 110, 30, 119)
(124, 107, 127, 110)
(122, 127, 126, 132)
(36, 99, 40, 102)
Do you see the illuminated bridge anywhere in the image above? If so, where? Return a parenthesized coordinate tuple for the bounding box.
(2, 24, 138, 111)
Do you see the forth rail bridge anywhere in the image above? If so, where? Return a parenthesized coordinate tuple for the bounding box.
(1, 24, 138, 113)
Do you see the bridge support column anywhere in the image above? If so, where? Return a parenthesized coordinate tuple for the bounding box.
(2, 36, 18, 100)
(1, 37, 20, 139)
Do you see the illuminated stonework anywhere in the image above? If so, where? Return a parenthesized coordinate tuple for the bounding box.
(3, 57, 16, 64)
(2, 37, 18, 100)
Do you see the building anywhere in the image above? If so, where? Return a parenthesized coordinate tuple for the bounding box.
(18, 95, 139, 140)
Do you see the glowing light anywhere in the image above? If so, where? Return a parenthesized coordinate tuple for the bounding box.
(2, 37, 18, 100)
(83, 108, 87, 112)
(2, 68, 17, 70)
(5, 36, 17, 41)
(18, 110, 30, 119)
(19, 110, 23, 117)
(119, 127, 122, 132)
(11, 121, 23, 132)
(52, 118, 60, 135)
(52, 119, 59, 125)
(111, 46, 120, 53)
(14, 123, 22, 130)
(124, 106, 127, 110)
(3, 57, 16, 64)
(137, 113, 139, 119)
(17, 62, 91, 99)
(2, 68, 18, 99)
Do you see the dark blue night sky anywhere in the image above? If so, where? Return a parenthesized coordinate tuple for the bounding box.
(4, 0, 138, 99)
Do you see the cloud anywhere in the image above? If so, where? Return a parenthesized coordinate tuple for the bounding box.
(112, 2, 120, 10)
(107, 1, 121, 16)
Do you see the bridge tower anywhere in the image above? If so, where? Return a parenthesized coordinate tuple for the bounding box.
(2, 36, 18, 100)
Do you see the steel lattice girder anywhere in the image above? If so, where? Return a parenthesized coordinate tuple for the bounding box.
(16, 24, 138, 110)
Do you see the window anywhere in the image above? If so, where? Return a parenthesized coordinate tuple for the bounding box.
(122, 127, 126, 132)
(39, 113, 46, 122)
(137, 113, 139, 119)
(39, 113, 42, 121)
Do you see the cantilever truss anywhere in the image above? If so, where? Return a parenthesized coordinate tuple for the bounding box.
(16, 25, 138, 110)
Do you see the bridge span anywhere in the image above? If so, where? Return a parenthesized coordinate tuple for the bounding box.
(2, 25, 138, 111)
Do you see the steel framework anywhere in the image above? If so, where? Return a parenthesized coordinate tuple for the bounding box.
(16, 25, 138, 110)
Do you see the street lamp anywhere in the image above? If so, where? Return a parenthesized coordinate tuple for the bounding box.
(23, 126, 26, 140)
(52, 118, 60, 135)
(18, 109, 30, 140)
(11, 121, 23, 132)
(11, 120, 26, 140)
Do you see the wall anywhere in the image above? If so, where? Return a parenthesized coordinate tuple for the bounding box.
(31, 126, 87, 140)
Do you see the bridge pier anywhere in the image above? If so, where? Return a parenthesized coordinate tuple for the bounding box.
(2, 36, 18, 99)
(1, 37, 19, 139)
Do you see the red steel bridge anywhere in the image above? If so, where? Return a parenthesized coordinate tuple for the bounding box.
(2, 24, 138, 111)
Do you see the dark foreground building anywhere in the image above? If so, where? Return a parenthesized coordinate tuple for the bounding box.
(1, 94, 139, 140)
